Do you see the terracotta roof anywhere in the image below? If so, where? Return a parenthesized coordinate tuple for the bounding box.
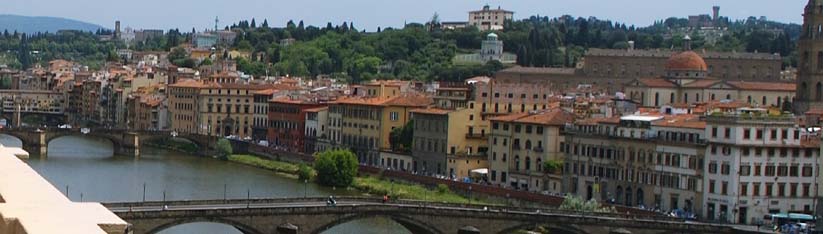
(634, 78, 676, 88)
(682, 79, 720, 88)
(169, 79, 207, 88)
(305, 106, 329, 112)
(652, 114, 706, 129)
(491, 109, 573, 126)
(410, 108, 452, 115)
(805, 108, 823, 115)
(383, 94, 433, 107)
(665, 51, 707, 71)
(727, 81, 795, 92)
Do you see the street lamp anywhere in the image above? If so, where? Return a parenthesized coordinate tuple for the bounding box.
(469, 185, 473, 205)
(303, 179, 308, 198)
(390, 179, 395, 198)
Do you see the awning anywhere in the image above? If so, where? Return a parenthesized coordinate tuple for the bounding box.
(470, 168, 488, 175)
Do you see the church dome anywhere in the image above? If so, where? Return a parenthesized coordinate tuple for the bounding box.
(665, 51, 708, 72)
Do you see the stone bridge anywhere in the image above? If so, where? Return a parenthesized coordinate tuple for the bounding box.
(105, 197, 761, 234)
(0, 128, 217, 157)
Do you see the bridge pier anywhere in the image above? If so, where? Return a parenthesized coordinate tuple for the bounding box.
(22, 130, 48, 157)
(117, 132, 140, 157)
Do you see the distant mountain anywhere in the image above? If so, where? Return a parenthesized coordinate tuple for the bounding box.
(0, 14, 106, 34)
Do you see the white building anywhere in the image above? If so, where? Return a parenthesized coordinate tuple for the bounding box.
(703, 108, 820, 224)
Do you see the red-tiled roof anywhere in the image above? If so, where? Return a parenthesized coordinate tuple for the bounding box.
(635, 78, 676, 88)
(410, 108, 452, 115)
(491, 109, 573, 126)
(665, 51, 707, 71)
(727, 81, 796, 92)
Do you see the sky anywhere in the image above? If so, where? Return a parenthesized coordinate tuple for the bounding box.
(0, 0, 807, 31)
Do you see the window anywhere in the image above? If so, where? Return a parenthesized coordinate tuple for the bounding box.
(740, 165, 751, 176)
(721, 182, 728, 195)
(709, 180, 716, 193)
(803, 184, 811, 197)
(721, 164, 730, 175)
(790, 165, 799, 177)
(753, 183, 761, 196)
(765, 165, 775, 176)
(770, 129, 777, 140)
(756, 129, 763, 139)
(778, 183, 786, 197)
(390, 112, 399, 121)
(740, 183, 748, 196)
(711, 127, 718, 137)
(708, 162, 718, 174)
(743, 129, 750, 139)
(778, 166, 788, 176)
(754, 165, 762, 176)
(765, 183, 773, 196)
(724, 128, 730, 138)
(791, 183, 798, 197)
(803, 166, 813, 177)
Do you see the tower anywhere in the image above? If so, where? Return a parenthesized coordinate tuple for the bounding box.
(114, 21, 121, 39)
(215, 16, 219, 32)
(794, 0, 823, 114)
(712, 6, 720, 21)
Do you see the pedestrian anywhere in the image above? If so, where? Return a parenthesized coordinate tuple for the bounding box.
(382, 194, 388, 203)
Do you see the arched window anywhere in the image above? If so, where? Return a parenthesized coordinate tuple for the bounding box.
(817, 52, 823, 71)
(525, 140, 532, 150)
(726, 94, 731, 100)
(536, 158, 542, 172)
(711, 93, 716, 100)
(654, 93, 660, 106)
(684, 93, 688, 103)
(515, 156, 520, 171)
(804, 51, 811, 70)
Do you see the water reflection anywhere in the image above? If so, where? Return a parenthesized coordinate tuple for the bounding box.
(1, 135, 410, 234)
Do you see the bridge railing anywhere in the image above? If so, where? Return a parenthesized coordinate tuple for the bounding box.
(103, 196, 684, 223)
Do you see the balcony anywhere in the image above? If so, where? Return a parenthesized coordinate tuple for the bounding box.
(533, 147, 544, 153)
(465, 133, 487, 139)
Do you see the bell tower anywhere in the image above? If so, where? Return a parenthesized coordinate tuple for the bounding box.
(795, 0, 823, 114)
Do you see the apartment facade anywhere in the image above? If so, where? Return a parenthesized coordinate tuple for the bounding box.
(468, 5, 514, 31)
(703, 110, 820, 224)
(488, 110, 573, 193)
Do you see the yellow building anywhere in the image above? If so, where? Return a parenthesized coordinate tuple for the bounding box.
(329, 94, 431, 166)
(168, 78, 275, 139)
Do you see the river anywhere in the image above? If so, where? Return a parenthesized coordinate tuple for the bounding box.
(0, 134, 411, 234)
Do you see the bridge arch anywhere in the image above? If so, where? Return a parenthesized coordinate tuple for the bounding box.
(143, 217, 263, 234)
(139, 134, 204, 150)
(497, 222, 589, 234)
(310, 212, 443, 234)
(0, 133, 25, 147)
(46, 132, 122, 154)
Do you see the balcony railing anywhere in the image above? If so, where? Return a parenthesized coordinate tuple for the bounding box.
(465, 133, 487, 139)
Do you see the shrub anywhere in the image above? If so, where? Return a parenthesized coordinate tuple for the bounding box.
(314, 149, 359, 187)
(216, 138, 233, 159)
(297, 163, 314, 181)
(436, 184, 450, 194)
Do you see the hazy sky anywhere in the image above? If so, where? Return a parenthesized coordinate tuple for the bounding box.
(1, 0, 806, 31)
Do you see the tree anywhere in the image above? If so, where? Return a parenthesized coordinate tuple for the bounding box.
(215, 138, 233, 159)
(314, 149, 359, 187)
(559, 195, 616, 213)
(542, 159, 563, 174)
(389, 120, 414, 152)
(262, 19, 269, 28)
